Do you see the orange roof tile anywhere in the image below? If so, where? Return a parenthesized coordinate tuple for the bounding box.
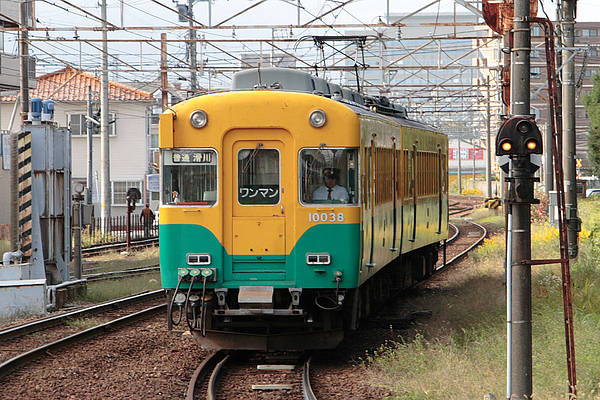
(1, 66, 155, 102)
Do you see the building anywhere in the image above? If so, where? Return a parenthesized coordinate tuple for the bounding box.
(530, 21, 600, 173)
(344, 11, 501, 176)
(0, 66, 157, 225)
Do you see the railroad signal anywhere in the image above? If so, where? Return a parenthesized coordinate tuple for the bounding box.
(496, 116, 543, 173)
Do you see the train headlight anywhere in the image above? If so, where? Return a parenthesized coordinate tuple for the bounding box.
(187, 253, 211, 265)
(309, 109, 327, 128)
(190, 110, 208, 128)
(306, 253, 331, 265)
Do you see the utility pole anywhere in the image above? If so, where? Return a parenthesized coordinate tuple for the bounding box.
(561, 0, 580, 258)
(472, 138, 476, 187)
(87, 86, 93, 204)
(11, 2, 30, 251)
(161, 33, 168, 111)
(486, 76, 492, 198)
(510, 0, 533, 397)
(458, 133, 462, 194)
(100, 0, 111, 234)
(188, 0, 197, 93)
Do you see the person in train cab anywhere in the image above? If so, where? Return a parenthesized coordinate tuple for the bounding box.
(312, 168, 349, 203)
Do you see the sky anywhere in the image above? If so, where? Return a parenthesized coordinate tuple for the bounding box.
(4, 0, 599, 87)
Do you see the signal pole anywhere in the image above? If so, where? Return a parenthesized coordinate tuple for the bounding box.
(100, 0, 111, 234)
(561, 0, 580, 258)
(510, 0, 533, 397)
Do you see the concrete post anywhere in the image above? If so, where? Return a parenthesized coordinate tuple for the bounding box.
(561, 0, 579, 258)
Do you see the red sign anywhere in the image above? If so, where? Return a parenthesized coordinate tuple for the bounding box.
(448, 148, 484, 161)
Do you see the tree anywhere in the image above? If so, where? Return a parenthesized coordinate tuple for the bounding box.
(582, 72, 600, 176)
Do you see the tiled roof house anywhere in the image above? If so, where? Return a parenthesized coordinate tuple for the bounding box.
(0, 66, 158, 223)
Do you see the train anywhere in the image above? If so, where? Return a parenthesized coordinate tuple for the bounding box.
(159, 68, 449, 351)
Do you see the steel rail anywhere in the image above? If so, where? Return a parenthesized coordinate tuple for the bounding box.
(0, 290, 165, 342)
(302, 356, 318, 400)
(447, 222, 460, 244)
(436, 218, 487, 272)
(83, 265, 160, 282)
(185, 350, 227, 400)
(207, 354, 230, 400)
(82, 237, 158, 256)
(0, 303, 165, 379)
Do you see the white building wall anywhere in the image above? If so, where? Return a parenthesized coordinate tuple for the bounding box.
(0, 100, 152, 223)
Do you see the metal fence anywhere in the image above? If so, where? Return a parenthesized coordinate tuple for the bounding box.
(84, 215, 158, 247)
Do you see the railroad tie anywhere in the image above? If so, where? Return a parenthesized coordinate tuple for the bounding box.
(17, 131, 33, 257)
(251, 384, 294, 390)
(252, 364, 296, 391)
(257, 364, 295, 371)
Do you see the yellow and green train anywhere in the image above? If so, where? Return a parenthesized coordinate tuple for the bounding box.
(159, 68, 448, 350)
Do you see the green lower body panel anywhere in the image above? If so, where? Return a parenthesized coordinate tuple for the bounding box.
(160, 223, 360, 289)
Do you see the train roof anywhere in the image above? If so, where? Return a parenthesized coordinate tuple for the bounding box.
(231, 68, 442, 134)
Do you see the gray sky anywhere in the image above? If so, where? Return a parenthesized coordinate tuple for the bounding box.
(6, 0, 599, 87)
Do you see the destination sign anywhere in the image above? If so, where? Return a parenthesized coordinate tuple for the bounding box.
(172, 151, 213, 164)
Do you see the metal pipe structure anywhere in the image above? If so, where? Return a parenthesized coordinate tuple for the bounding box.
(188, 0, 197, 92)
(161, 33, 168, 111)
(505, 162, 513, 400)
(100, 0, 111, 235)
(561, 0, 579, 258)
(12, 3, 30, 252)
(87, 86, 93, 204)
(545, 103, 554, 193)
(72, 193, 82, 280)
(510, 0, 533, 398)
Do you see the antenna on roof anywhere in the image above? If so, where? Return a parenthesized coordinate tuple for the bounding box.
(257, 66, 263, 88)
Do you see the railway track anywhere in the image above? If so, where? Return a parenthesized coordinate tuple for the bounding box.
(184, 219, 486, 400)
(187, 351, 315, 400)
(82, 265, 160, 282)
(437, 218, 487, 271)
(82, 237, 159, 257)
(0, 290, 166, 379)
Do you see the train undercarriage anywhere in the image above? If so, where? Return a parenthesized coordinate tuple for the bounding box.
(167, 243, 439, 351)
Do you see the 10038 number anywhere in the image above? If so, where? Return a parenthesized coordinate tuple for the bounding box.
(308, 212, 345, 223)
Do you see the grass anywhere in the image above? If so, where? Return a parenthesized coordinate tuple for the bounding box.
(72, 247, 161, 303)
(365, 197, 600, 399)
(78, 246, 160, 275)
(468, 207, 505, 228)
(65, 317, 103, 330)
(78, 273, 162, 303)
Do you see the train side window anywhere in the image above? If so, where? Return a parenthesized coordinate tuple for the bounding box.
(299, 148, 358, 205)
(238, 148, 280, 205)
(162, 149, 218, 206)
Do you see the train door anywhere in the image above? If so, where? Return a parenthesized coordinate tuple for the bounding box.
(407, 145, 416, 242)
(225, 138, 289, 281)
(437, 148, 443, 233)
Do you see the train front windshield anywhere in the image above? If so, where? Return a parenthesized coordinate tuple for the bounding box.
(300, 148, 358, 205)
(162, 149, 217, 205)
